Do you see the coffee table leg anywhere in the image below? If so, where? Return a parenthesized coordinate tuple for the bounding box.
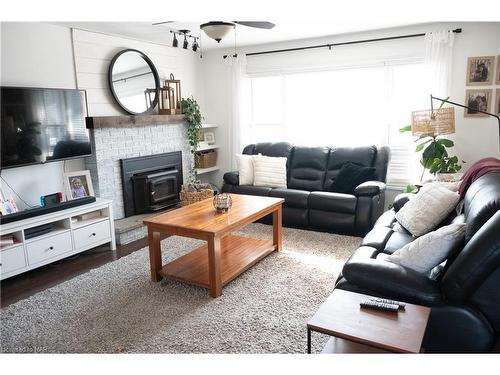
(148, 227, 162, 282)
(273, 205, 283, 251)
(307, 328, 312, 354)
(208, 235, 222, 297)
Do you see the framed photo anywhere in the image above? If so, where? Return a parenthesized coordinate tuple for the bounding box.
(63, 170, 94, 200)
(466, 56, 495, 85)
(496, 89, 500, 115)
(496, 56, 500, 85)
(203, 131, 216, 145)
(464, 89, 492, 117)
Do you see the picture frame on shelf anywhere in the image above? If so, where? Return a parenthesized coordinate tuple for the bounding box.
(495, 89, 500, 115)
(63, 170, 94, 201)
(466, 56, 495, 86)
(203, 131, 216, 145)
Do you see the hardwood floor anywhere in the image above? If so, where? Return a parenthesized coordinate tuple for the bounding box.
(0, 237, 148, 308)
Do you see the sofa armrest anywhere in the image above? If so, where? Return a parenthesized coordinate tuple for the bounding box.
(342, 256, 442, 306)
(223, 171, 239, 185)
(393, 193, 414, 212)
(354, 181, 386, 197)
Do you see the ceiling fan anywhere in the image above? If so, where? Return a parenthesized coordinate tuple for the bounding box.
(153, 21, 275, 43)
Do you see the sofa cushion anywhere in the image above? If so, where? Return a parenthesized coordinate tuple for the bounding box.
(253, 142, 293, 158)
(309, 191, 356, 214)
(323, 146, 377, 190)
(287, 146, 329, 191)
(387, 223, 466, 274)
(395, 183, 460, 237)
(330, 162, 376, 194)
(229, 185, 272, 196)
(269, 188, 310, 208)
(361, 226, 394, 251)
(236, 154, 254, 185)
(383, 231, 414, 254)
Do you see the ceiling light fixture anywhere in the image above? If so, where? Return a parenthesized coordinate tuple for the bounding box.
(200, 21, 235, 43)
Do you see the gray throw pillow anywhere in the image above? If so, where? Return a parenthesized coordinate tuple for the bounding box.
(387, 223, 465, 274)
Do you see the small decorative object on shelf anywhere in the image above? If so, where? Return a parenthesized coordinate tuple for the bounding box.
(213, 193, 232, 213)
(159, 73, 182, 114)
(179, 181, 213, 206)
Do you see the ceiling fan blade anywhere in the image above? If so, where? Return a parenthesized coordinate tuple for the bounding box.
(234, 21, 275, 29)
(152, 21, 175, 26)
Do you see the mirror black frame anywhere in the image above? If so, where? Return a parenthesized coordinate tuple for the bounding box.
(108, 49, 161, 115)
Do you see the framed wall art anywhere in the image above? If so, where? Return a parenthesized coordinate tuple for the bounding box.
(464, 89, 493, 117)
(466, 56, 495, 86)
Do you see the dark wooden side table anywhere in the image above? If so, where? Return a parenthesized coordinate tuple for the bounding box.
(307, 289, 431, 353)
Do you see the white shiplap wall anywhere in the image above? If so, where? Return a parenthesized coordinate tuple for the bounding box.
(71, 28, 203, 116)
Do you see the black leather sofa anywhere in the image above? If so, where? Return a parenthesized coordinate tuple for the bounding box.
(335, 171, 500, 352)
(222, 142, 390, 236)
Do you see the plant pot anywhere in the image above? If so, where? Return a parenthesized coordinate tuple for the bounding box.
(436, 172, 463, 182)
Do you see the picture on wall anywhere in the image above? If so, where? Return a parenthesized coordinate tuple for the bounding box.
(496, 56, 500, 85)
(496, 89, 500, 115)
(63, 170, 95, 200)
(466, 56, 495, 85)
(464, 89, 492, 117)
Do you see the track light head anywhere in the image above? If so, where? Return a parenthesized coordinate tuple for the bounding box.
(183, 35, 188, 49)
(172, 32, 178, 48)
(192, 38, 199, 52)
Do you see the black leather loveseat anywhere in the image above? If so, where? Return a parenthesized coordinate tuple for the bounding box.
(222, 142, 390, 236)
(335, 171, 500, 352)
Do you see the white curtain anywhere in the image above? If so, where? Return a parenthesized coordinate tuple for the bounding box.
(424, 30, 455, 98)
(225, 54, 248, 170)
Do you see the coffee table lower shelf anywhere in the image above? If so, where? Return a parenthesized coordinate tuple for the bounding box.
(159, 235, 275, 289)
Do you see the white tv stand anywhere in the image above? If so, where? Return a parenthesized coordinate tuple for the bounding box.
(0, 198, 116, 280)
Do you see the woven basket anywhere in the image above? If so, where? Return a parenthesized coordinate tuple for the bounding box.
(196, 150, 218, 168)
(180, 189, 213, 206)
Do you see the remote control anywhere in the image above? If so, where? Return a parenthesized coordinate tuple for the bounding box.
(360, 300, 400, 312)
(369, 298, 406, 309)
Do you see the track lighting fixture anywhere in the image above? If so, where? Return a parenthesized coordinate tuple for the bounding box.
(171, 31, 178, 48)
(192, 37, 199, 52)
(183, 34, 188, 49)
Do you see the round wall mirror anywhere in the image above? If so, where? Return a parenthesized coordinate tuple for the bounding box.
(108, 49, 160, 115)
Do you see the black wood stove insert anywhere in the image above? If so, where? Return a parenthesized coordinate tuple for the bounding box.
(120, 152, 183, 217)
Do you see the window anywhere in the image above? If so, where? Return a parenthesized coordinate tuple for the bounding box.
(245, 63, 431, 187)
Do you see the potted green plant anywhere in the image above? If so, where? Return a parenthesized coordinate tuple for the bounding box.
(181, 96, 203, 181)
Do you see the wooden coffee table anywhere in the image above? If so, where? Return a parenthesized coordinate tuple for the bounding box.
(307, 289, 431, 353)
(143, 193, 284, 298)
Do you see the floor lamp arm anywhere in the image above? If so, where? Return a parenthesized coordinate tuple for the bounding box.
(430, 94, 500, 149)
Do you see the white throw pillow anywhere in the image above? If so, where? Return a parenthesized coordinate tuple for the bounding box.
(387, 223, 465, 274)
(236, 154, 254, 185)
(252, 155, 287, 188)
(395, 183, 460, 237)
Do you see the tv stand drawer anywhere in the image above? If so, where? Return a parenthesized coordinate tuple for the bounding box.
(26, 231, 72, 265)
(73, 220, 111, 251)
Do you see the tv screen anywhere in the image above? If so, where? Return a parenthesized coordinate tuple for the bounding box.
(1, 87, 91, 169)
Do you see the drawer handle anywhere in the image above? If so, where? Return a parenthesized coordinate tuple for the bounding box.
(90, 233, 96, 237)
(46, 246, 54, 252)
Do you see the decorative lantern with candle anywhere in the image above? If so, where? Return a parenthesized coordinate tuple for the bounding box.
(158, 73, 182, 115)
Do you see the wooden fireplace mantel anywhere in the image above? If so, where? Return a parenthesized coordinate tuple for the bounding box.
(85, 114, 186, 129)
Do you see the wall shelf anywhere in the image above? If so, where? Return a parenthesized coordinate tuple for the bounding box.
(195, 144, 219, 152)
(201, 123, 218, 129)
(86, 114, 185, 129)
(195, 166, 219, 175)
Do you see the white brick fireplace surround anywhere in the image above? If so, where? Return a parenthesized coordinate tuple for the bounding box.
(85, 117, 192, 220)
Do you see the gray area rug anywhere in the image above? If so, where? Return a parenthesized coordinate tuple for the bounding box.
(1, 224, 361, 353)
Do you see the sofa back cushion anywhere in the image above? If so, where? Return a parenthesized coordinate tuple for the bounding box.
(288, 146, 329, 191)
(323, 146, 377, 191)
(242, 142, 293, 158)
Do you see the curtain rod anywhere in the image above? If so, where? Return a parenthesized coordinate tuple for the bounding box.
(223, 28, 462, 59)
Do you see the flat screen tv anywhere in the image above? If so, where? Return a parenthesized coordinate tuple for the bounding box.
(1, 87, 91, 169)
